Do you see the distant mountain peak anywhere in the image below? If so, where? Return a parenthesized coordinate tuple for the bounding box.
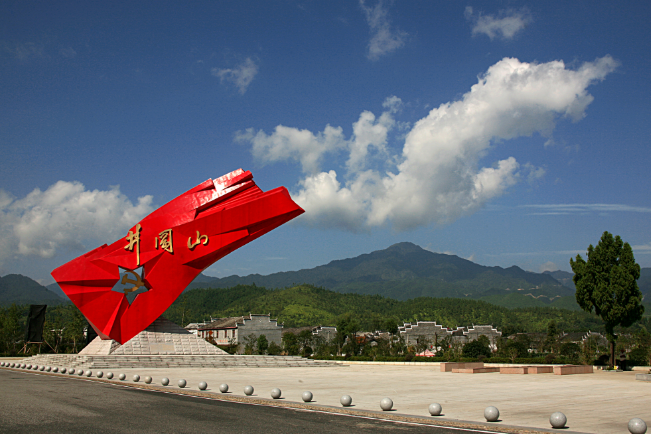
(385, 242, 425, 253)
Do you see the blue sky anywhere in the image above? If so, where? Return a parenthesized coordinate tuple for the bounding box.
(1, 1, 650, 285)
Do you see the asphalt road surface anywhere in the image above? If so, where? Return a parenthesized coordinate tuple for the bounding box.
(0, 370, 494, 434)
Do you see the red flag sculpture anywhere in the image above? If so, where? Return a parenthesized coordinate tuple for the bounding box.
(51, 169, 304, 344)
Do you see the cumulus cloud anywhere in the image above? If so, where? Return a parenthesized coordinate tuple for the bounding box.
(236, 124, 346, 175)
(212, 57, 259, 94)
(360, 0, 408, 60)
(465, 7, 532, 40)
(238, 56, 617, 231)
(0, 181, 153, 267)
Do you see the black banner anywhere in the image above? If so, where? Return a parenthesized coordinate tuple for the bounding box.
(25, 305, 47, 343)
(86, 321, 98, 345)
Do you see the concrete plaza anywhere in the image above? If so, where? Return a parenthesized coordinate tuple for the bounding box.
(19, 361, 644, 434)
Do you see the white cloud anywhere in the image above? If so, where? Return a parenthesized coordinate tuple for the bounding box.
(539, 261, 558, 272)
(521, 203, 651, 215)
(238, 56, 617, 231)
(0, 181, 153, 267)
(360, 0, 407, 60)
(236, 124, 346, 175)
(465, 7, 532, 40)
(212, 57, 259, 94)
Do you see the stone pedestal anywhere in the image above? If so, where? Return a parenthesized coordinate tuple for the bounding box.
(80, 317, 227, 356)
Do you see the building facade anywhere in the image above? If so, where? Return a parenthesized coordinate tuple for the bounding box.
(197, 314, 283, 354)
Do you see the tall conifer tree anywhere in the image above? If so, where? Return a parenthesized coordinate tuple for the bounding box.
(570, 231, 644, 367)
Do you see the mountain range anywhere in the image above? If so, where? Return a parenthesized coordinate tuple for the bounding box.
(187, 242, 578, 307)
(0, 274, 66, 306)
(7, 242, 651, 310)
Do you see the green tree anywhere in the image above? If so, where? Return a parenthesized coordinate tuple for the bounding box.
(256, 334, 268, 355)
(282, 332, 300, 356)
(462, 337, 491, 359)
(243, 334, 257, 355)
(570, 231, 644, 367)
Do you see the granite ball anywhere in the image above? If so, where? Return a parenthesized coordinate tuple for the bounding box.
(484, 406, 500, 422)
(106, 372, 113, 379)
(52, 367, 58, 373)
(302, 391, 313, 402)
(178, 379, 187, 388)
(629, 418, 648, 434)
(133, 375, 140, 382)
(85, 370, 92, 377)
(380, 397, 393, 411)
(271, 388, 282, 399)
(45, 366, 51, 372)
(33, 365, 38, 370)
(199, 381, 208, 391)
(550, 412, 567, 429)
(60, 367, 67, 374)
(243, 385, 254, 396)
(96, 371, 103, 378)
(429, 403, 442, 416)
(39, 366, 45, 371)
(118, 373, 126, 381)
(68, 368, 75, 375)
(340, 395, 352, 407)
(144, 376, 152, 384)
(161, 377, 169, 386)
(77, 370, 84, 376)
(219, 383, 229, 393)
(26, 364, 32, 369)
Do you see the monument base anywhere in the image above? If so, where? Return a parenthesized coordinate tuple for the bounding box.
(80, 316, 228, 356)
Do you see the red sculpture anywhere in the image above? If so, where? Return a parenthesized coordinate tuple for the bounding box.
(51, 169, 304, 344)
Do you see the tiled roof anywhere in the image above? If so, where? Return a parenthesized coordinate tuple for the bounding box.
(198, 316, 246, 330)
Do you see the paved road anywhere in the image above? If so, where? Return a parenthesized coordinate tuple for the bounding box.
(0, 370, 494, 434)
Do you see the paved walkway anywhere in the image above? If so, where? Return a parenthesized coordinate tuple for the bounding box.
(3, 361, 648, 433)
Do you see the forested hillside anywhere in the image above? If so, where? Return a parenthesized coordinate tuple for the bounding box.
(163, 284, 616, 334)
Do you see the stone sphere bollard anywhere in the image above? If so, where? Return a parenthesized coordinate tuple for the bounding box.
(484, 406, 500, 422)
(1, 362, 4, 366)
(302, 391, 313, 402)
(429, 403, 442, 416)
(271, 388, 282, 399)
(78, 370, 84, 376)
(33, 365, 39, 370)
(133, 375, 140, 382)
(199, 381, 208, 391)
(178, 379, 187, 388)
(219, 383, 229, 393)
(629, 418, 648, 434)
(380, 397, 393, 411)
(118, 373, 126, 381)
(39, 366, 45, 371)
(144, 376, 152, 384)
(27, 364, 32, 369)
(106, 372, 113, 379)
(340, 395, 352, 407)
(243, 385, 254, 396)
(53, 367, 58, 373)
(96, 371, 103, 378)
(69, 368, 75, 375)
(45, 366, 51, 372)
(60, 367, 66, 374)
(161, 377, 169, 386)
(550, 412, 567, 429)
(85, 371, 92, 377)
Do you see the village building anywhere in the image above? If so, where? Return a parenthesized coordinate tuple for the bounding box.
(197, 314, 282, 354)
(399, 321, 502, 352)
(399, 321, 453, 347)
(312, 325, 337, 342)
